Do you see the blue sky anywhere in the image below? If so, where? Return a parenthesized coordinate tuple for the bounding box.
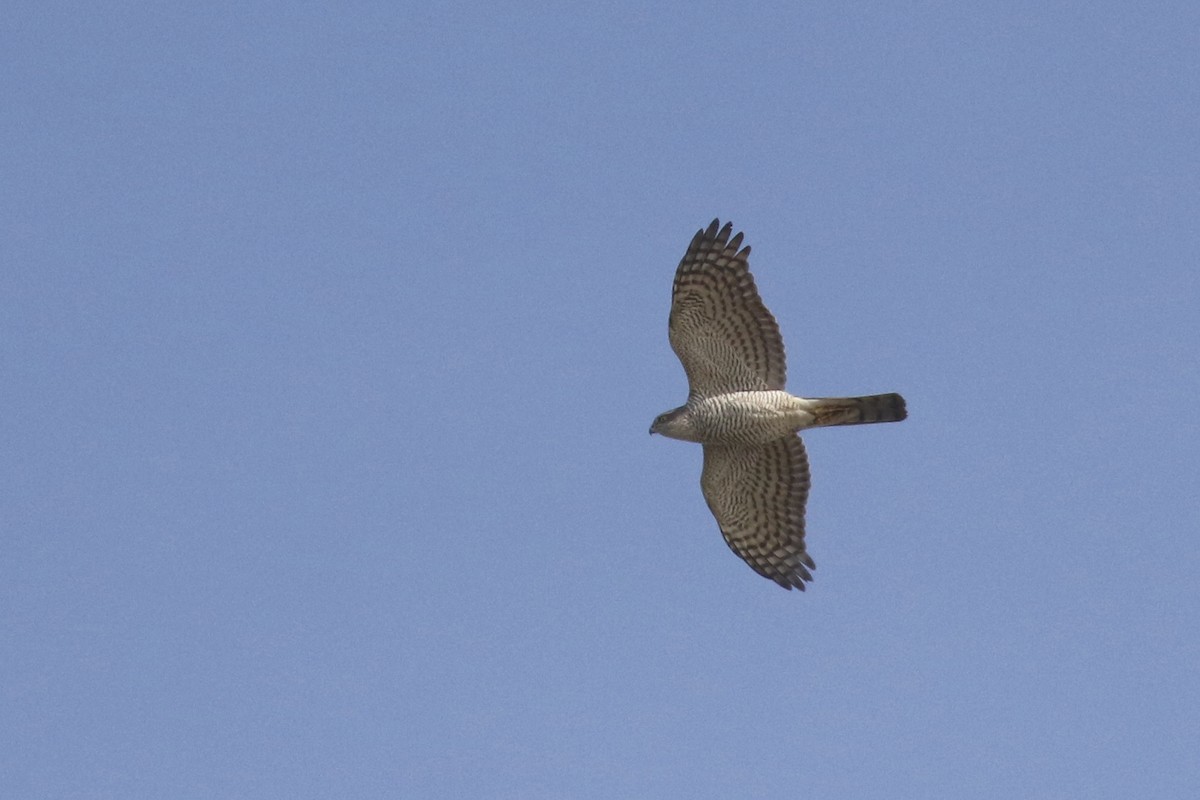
(4, 2, 1199, 797)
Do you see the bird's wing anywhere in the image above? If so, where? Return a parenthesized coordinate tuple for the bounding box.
(700, 436, 814, 590)
(668, 219, 787, 398)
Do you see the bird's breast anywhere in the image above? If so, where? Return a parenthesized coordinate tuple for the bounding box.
(688, 391, 814, 445)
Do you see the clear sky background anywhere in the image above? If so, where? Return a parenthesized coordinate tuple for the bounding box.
(4, 2, 1198, 798)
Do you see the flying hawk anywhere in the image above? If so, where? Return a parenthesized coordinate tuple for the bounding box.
(650, 219, 906, 590)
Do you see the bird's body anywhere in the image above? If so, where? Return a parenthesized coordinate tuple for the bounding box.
(651, 219, 906, 591)
(655, 391, 807, 444)
(654, 390, 905, 445)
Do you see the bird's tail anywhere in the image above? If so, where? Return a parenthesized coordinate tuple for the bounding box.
(809, 393, 907, 427)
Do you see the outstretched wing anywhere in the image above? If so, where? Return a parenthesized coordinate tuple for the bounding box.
(700, 436, 814, 590)
(668, 219, 787, 398)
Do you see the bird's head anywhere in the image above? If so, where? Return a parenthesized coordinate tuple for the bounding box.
(649, 406, 690, 438)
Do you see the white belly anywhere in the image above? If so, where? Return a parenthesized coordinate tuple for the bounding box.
(690, 391, 817, 444)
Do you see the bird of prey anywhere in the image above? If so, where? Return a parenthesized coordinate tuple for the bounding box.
(650, 219, 906, 590)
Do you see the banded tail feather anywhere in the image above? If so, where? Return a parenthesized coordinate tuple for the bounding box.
(810, 393, 907, 427)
